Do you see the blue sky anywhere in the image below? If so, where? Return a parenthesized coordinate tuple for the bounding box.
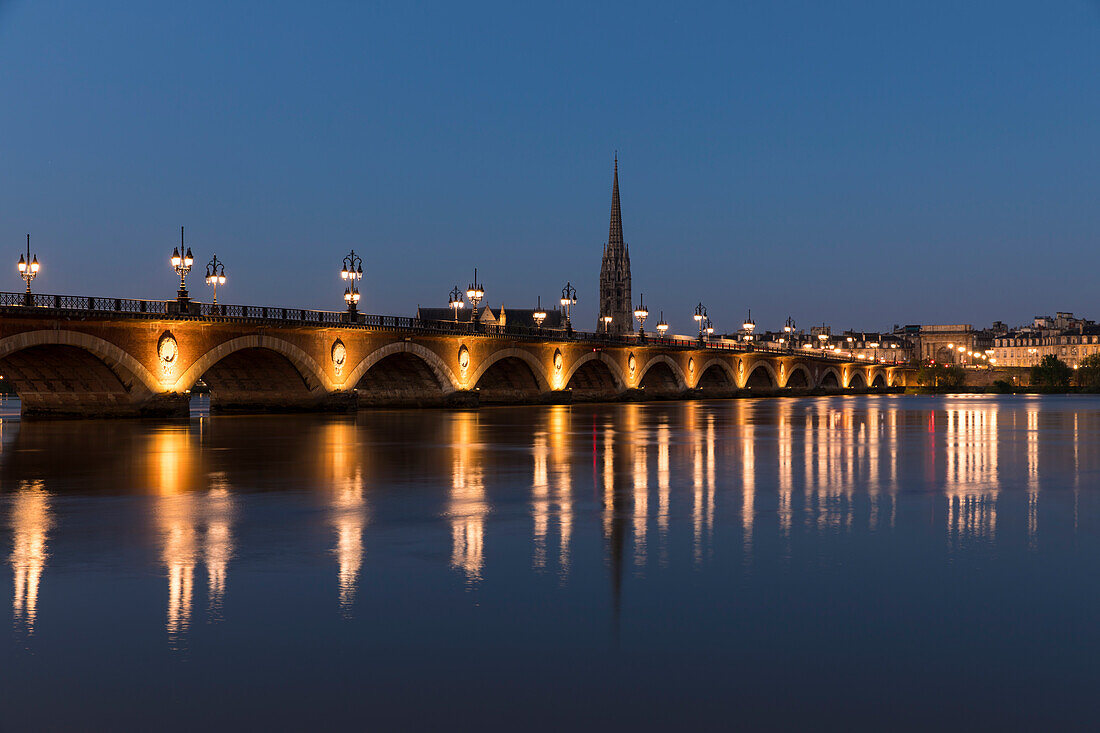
(1, 1, 1098, 333)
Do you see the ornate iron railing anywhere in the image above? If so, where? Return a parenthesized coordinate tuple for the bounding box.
(0, 290, 868, 363)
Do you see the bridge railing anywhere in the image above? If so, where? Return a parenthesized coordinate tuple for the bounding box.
(0, 290, 869, 363)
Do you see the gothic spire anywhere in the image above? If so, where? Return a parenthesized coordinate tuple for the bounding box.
(608, 154, 623, 248)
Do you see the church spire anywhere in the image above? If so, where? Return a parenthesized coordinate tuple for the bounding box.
(608, 154, 623, 247)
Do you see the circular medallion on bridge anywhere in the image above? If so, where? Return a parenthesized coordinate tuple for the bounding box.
(458, 345, 470, 371)
(157, 331, 178, 369)
(688, 357, 694, 374)
(628, 353, 636, 375)
(780, 362, 785, 377)
(331, 339, 347, 376)
(737, 358, 744, 376)
(553, 349, 563, 372)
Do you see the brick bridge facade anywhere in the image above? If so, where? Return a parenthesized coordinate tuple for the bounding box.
(0, 295, 914, 417)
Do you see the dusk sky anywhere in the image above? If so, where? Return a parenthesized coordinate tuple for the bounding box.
(1, 1, 1098, 333)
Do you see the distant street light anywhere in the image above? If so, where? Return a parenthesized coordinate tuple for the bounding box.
(170, 226, 194, 306)
(466, 268, 485, 325)
(818, 332, 829, 353)
(694, 303, 707, 343)
(742, 310, 756, 344)
(783, 316, 795, 351)
(533, 296, 547, 331)
(656, 311, 669, 338)
(634, 294, 649, 341)
(448, 285, 465, 322)
(17, 234, 39, 306)
(560, 282, 577, 335)
(205, 254, 226, 307)
(341, 250, 363, 314)
(601, 314, 613, 335)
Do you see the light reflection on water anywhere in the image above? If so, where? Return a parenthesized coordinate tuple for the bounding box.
(2, 394, 1100, 729)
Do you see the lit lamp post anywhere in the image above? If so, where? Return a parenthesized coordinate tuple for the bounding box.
(17, 234, 39, 306)
(466, 268, 485, 328)
(448, 285, 465, 323)
(170, 226, 194, 312)
(205, 254, 226, 308)
(869, 341, 880, 363)
(818, 332, 829, 353)
(560, 282, 577, 335)
(634, 294, 649, 341)
(601, 314, 613, 335)
(705, 317, 714, 341)
(533, 296, 547, 331)
(656, 311, 669, 338)
(742, 310, 756, 347)
(783, 316, 795, 352)
(694, 303, 707, 344)
(341, 250, 363, 318)
(891, 343, 899, 363)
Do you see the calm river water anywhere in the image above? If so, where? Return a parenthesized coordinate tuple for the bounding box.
(2, 394, 1099, 730)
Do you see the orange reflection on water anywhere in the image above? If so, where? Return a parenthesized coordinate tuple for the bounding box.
(450, 413, 485, 585)
(10, 479, 50, 636)
(325, 421, 366, 616)
(548, 407, 572, 578)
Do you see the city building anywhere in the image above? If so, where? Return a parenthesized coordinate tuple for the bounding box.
(598, 157, 633, 335)
(992, 313, 1100, 367)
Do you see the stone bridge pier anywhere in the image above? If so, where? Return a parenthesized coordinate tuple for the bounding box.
(0, 305, 913, 418)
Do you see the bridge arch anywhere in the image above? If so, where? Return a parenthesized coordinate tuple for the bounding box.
(819, 366, 842, 389)
(343, 342, 458, 394)
(469, 348, 550, 402)
(563, 349, 624, 394)
(783, 363, 813, 389)
(637, 354, 687, 394)
(871, 372, 886, 388)
(0, 330, 161, 396)
(694, 358, 736, 392)
(742, 360, 778, 389)
(846, 371, 867, 389)
(175, 335, 333, 395)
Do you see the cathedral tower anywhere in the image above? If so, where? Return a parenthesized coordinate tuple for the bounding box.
(598, 157, 633, 334)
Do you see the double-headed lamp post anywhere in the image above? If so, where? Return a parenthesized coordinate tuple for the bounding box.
(656, 311, 669, 338)
(694, 303, 708, 343)
(533, 296, 547, 331)
(205, 254, 226, 307)
(601, 315, 613, 335)
(448, 286, 465, 322)
(634, 294, 649, 341)
(742, 310, 756, 345)
(171, 226, 194, 307)
(560, 282, 577, 335)
(341, 250, 363, 315)
(869, 341, 880, 362)
(466, 269, 485, 326)
(17, 234, 39, 306)
(818, 332, 829, 353)
(783, 316, 795, 351)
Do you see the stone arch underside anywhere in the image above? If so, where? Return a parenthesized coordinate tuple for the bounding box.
(785, 365, 811, 389)
(639, 361, 684, 397)
(848, 372, 867, 389)
(199, 347, 321, 412)
(0, 344, 142, 417)
(475, 356, 545, 403)
(871, 373, 886, 388)
(566, 358, 621, 400)
(820, 368, 841, 389)
(696, 363, 735, 394)
(744, 363, 777, 390)
(355, 352, 450, 406)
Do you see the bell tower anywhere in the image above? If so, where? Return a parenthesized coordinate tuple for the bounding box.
(598, 156, 633, 334)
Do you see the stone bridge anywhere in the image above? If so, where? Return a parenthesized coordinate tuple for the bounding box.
(0, 292, 913, 417)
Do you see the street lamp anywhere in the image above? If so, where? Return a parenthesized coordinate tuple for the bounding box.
(818, 332, 829, 353)
(694, 303, 707, 343)
(601, 314, 613, 335)
(466, 268, 485, 325)
(341, 250, 363, 315)
(448, 285, 465, 322)
(742, 310, 756, 344)
(705, 317, 714, 341)
(783, 316, 795, 351)
(869, 341, 879, 362)
(656, 311, 669, 338)
(205, 254, 226, 307)
(171, 226, 194, 306)
(634, 294, 649, 341)
(17, 234, 39, 306)
(533, 295, 547, 331)
(560, 282, 577, 334)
